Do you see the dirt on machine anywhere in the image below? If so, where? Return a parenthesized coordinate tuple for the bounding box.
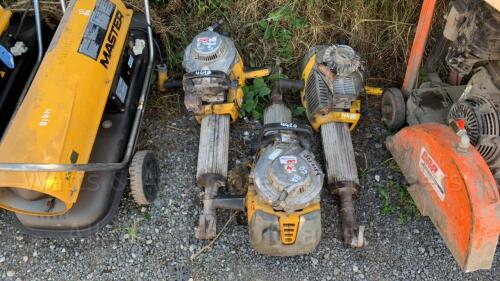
(382, 0, 500, 272)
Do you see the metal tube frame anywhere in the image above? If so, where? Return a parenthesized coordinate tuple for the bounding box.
(12, 0, 44, 113)
(0, 0, 44, 144)
(60, 0, 66, 13)
(401, 0, 437, 97)
(0, 0, 155, 172)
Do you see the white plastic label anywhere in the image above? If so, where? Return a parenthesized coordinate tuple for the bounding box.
(79, 9, 92, 16)
(127, 55, 134, 68)
(281, 134, 291, 142)
(196, 36, 217, 50)
(116, 77, 129, 104)
(195, 70, 212, 76)
(132, 39, 146, 56)
(419, 148, 445, 201)
(268, 149, 282, 160)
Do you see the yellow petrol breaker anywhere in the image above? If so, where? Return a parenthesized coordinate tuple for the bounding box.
(299, 45, 367, 247)
(180, 21, 270, 239)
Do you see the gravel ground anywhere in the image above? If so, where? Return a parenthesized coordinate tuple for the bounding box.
(0, 94, 498, 281)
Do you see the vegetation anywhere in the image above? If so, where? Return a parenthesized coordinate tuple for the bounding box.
(5, 0, 448, 78)
(241, 73, 304, 121)
(125, 220, 139, 241)
(376, 181, 419, 224)
(139, 0, 445, 83)
(241, 77, 271, 120)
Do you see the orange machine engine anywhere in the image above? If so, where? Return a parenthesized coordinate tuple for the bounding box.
(386, 123, 500, 272)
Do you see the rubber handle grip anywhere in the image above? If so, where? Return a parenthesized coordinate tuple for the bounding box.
(164, 80, 183, 89)
(209, 19, 224, 31)
(275, 79, 304, 91)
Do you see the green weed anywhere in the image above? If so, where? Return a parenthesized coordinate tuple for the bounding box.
(241, 72, 305, 121)
(419, 67, 429, 83)
(376, 185, 395, 214)
(377, 181, 419, 224)
(292, 106, 305, 118)
(125, 220, 139, 241)
(358, 169, 367, 178)
(7, 0, 447, 85)
(242, 77, 272, 120)
(258, 0, 308, 64)
(397, 184, 420, 224)
(388, 159, 402, 174)
(195, 0, 231, 17)
(143, 210, 152, 222)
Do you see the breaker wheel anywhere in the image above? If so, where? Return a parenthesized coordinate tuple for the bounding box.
(129, 150, 160, 205)
(381, 87, 406, 131)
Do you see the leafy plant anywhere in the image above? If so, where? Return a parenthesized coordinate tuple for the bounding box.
(397, 184, 420, 224)
(376, 185, 395, 214)
(268, 72, 288, 81)
(242, 72, 304, 121)
(242, 77, 271, 120)
(258, 1, 307, 63)
(292, 106, 305, 118)
(377, 181, 419, 224)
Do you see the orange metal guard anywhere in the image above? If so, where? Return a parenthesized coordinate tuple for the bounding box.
(402, 0, 437, 96)
(386, 123, 500, 272)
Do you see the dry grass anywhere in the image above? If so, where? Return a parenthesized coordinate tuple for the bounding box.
(130, 0, 446, 86)
(3, 0, 447, 116)
(3, 0, 447, 83)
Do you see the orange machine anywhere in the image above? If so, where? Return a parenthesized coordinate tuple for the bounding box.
(382, 0, 500, 272)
